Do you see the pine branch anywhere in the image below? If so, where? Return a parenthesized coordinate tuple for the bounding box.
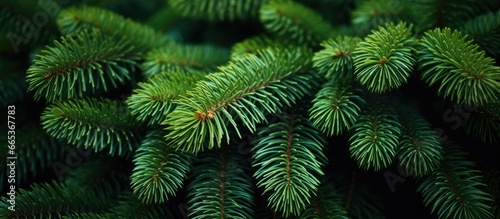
(351, 0, 412, 36)
(312, 36, 361, 81)
(142, 43, 229, 78)
(131, 129, 195, 204)
(57, 6, 171, 52)
(418, 27, 500, 106)
(309, 80, 365, 137)
(188, 146, 254, 218)
(353, 22, 416, 93)
(64, 158, 130, 198)
(483, 168, 500, 218)
(251, 113, 328, 217)
(168, 0, 266, 21)
(0, 181, 116, 218)
(461, 10, 500, 57)
(297, 180, 350, 219)
(40, 98, 143, 156)
(259, 1, 334, 46)
(230, 35, 290, 59)
(26, 28, 139, 102)
(463, 99, 500, 144)
(349, 98, 401, 171)
(395, 104, 443, 178)
(163, 48, 317, 153)
(63, 192, 176, 219)
(417, 143, 494, 219)
(126, 71, 206, 126)
(413, 0, 478, 32)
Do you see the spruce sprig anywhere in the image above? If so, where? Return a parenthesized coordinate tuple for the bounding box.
(26, 29, 139, 102)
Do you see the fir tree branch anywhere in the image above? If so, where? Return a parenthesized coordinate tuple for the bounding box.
(298, 180, 350, 219)
(57, 6, 171, 52)
(126, 71, 206, 126)
(41, 98, 143, 156)
(351, 0, 412, 36)
(418, 27, 500, 106)
(461, 10, 500, 57)
(252, 113, 328, 217)
(188, 146, 254, 218)
(348, 98, 401, 171)
(259, 1, 334, 46)
(26, 29, 139, 102)
(168, 0, 266, 21)
(0, 181, 116, 218)
(141, 43, 229, 78)
(163, 48, 317, 153)
(313, 36, 361, 81)
(353, 22, 416, 93)
(463, 99, 500, 144)
(417, 143, 494, 219)
(131, 129, 195, 204)
(309, 80, 365, 137)
(230, 35, 290, 59)
(395, 105, 443, 178)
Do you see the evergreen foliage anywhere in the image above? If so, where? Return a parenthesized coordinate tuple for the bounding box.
(41, 98, 143, 156)
(1, 1, 499, 218)
(141, 43, 229, 78)
(251, 112, 327, 217)
(131, 129, 195, 204)
(312, 35, 361, 81)
(168, 0, 266, 21)
(417, 143, 494, 219)
(188, 145, 254, 218)
(26, 29, 139, 102)
(57, 6, 171, 52)
(348, 97, 401, 171)
(126, 71, 206, 126)
(259, 1, 334, 46)
(353, 22, 415, 93)
(418, 27, 500, 106)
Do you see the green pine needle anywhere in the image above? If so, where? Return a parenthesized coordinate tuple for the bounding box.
(297, 181, 350, 219)
(126, 71, 206, 126)
(0, 181, 115, 218)
(168, 0, 266, 21)
(259, 1, 334, 46)
(131, 129, 195, 204)
(396, 106, 443, 178)
(417, 143, 494, 219)
(41, 98, 143, 156)
(353, 22, 416, 93)
(418, 27, 500, 106)
(352, 0, 412, 35)
(461, 10, 500, 57)
(163, 48, 316, 153)
(188, 147, 254, 218)
(26, 29, 139, 102)
(309, 80, 366, 137)
(313, 36, 362, 81)
(230, 35, 290, 59)
(142, 43, 229, 78)
(349, 99, 401, 171)
(57, 6, 171, 52)
(463, 100, 500, 144)
(252, 113, 328, 217)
